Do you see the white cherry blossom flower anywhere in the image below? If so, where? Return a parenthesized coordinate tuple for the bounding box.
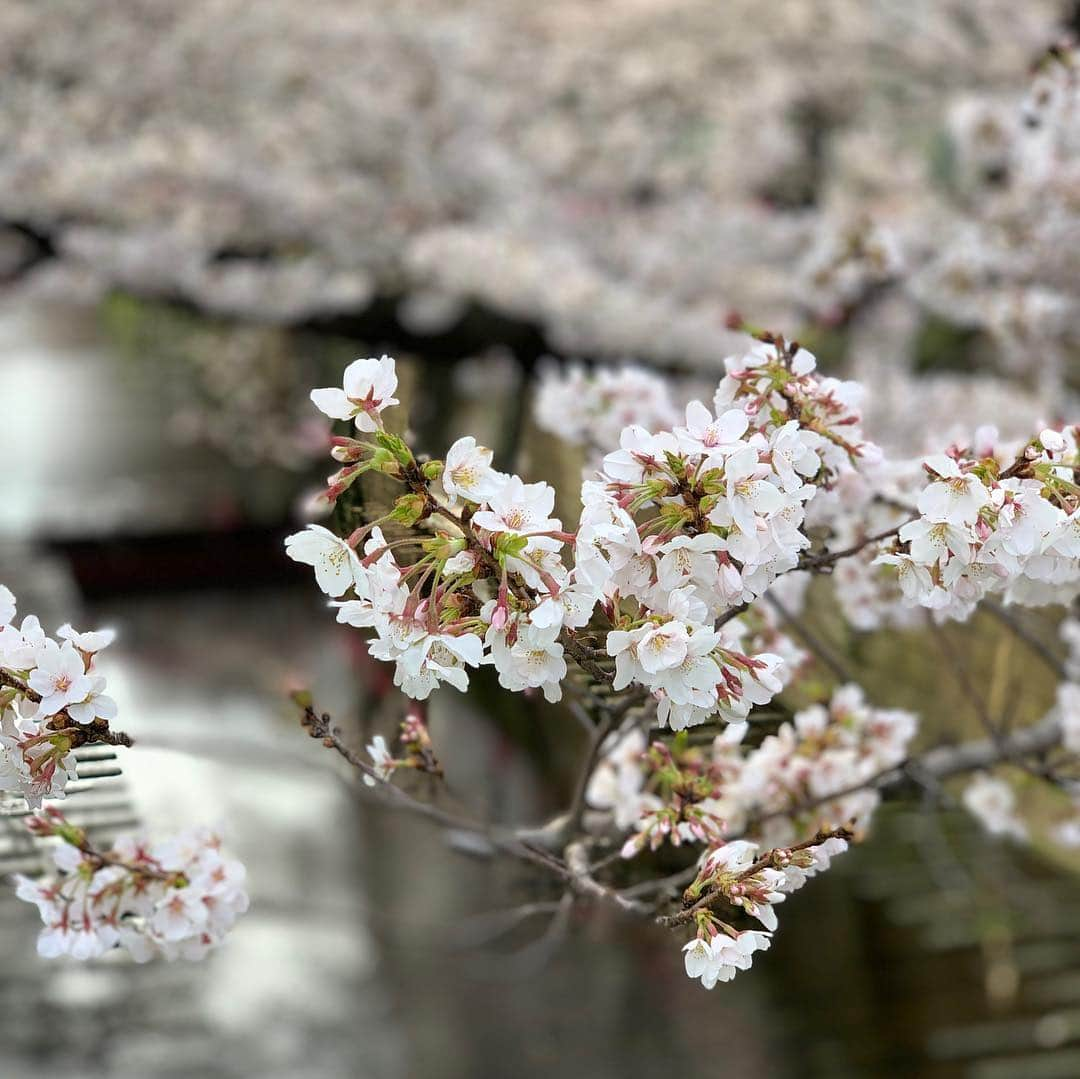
(0, 585, 15, 627)
(0, 615, 45, 670)
(285, 524, 365, 597)
(363, 734, 396, 787)
(28, 641, 91, 718)
(442, 436, 501, 506)
(310, 355, 399, 431)
(66, 676, 118, 724)
(387, 633, 486, 700)
(486, 620, 566, 703)
(636, 621, 691, 674)
(769, 421, 823, 493)
(1043, 510, 1080, 559)
(917, 455, 991, 525)
(471, 476, 560, 536)
(675, 401, 749, 458)
(963, 773, 1027, 841)
(899, 517, 972, 567)
(57, 623, 116, 654)
(724, 446, 786, 536)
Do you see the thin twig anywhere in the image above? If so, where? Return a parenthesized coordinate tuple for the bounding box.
(0, 668, 134, 748)
(655, 825, 854, 928)
(926, 615, 1003, 747)
(763, 593, 854, 683)
(449, 900, 566, 949)
(566, 705, 617, 837)
(980, 599, 1068, 681)
(797, 521, 912, 572)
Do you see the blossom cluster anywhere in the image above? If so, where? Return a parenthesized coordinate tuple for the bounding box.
(14, 809, 248, 962)
(579, 337, 877, 728)
(906, 42, 1080, 386)
(613, 737, 730, 859)
(287, 345, 1080, 993)
(875, 427, 1080, 620)
(595, 684, 917, 860)
(288, 348, 854, 727)
(680, 832, 849, 989)
(729, 685, 917, 847)
(5, 0, 1058, 369)
(288, 357, 579, 704)
(961, 773, 1027, 842)
(587, 685, 914, 985)
(0, 585, 117, 807)
(363, 706, 442, 787)
(533, 362, 680, 464)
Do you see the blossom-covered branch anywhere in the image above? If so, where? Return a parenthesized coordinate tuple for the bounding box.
(284, 339, 1080, 989)
(16, 808, 248, 961)
(0, 587, 251, 961)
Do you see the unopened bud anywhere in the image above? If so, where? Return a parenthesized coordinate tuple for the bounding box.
(422, 533, 466, 560)
(374, 431, 415, 468)
(330, 436, 366, 463)
(289, 688, 313, 710)
(493, 532, 528, 564)
(389, 493, 428, 527)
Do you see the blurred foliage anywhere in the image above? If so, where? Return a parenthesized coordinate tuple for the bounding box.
(912, 313, 998, 374)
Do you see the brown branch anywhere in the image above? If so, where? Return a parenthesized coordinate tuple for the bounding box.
(716, 602, 750, 627)
(294, 686, 1067, 935)
(797, 520, 912, 572)
(561, 633, 614, 684)
(296, 699, 650, 913)
(0, 669, 134, 748)
(763, 592, 853, 683)
(979, 600, 1068, 681)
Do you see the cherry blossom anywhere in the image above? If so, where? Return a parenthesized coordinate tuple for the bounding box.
(534, 364, 679, 465)
(309, 355, 399, 431)
(28, 641, 92, 718)
(441, 436, 501, 507)
(471, 475, 561, 537)
(283, 335, 1078, 992)
(57, 623, 117, 655)
(66, 676, 118, 724)
(0, 585, 15, 627)
(0, 587, 128, 808)
(363, 734, 396, 787)
(285, 524, 366, 598)
(14, 811, 248, 963)
(962, 773, 1027, 842)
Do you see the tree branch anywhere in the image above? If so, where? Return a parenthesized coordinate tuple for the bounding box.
(654, 825, 854, 928)
(0, 668, 134, 748)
